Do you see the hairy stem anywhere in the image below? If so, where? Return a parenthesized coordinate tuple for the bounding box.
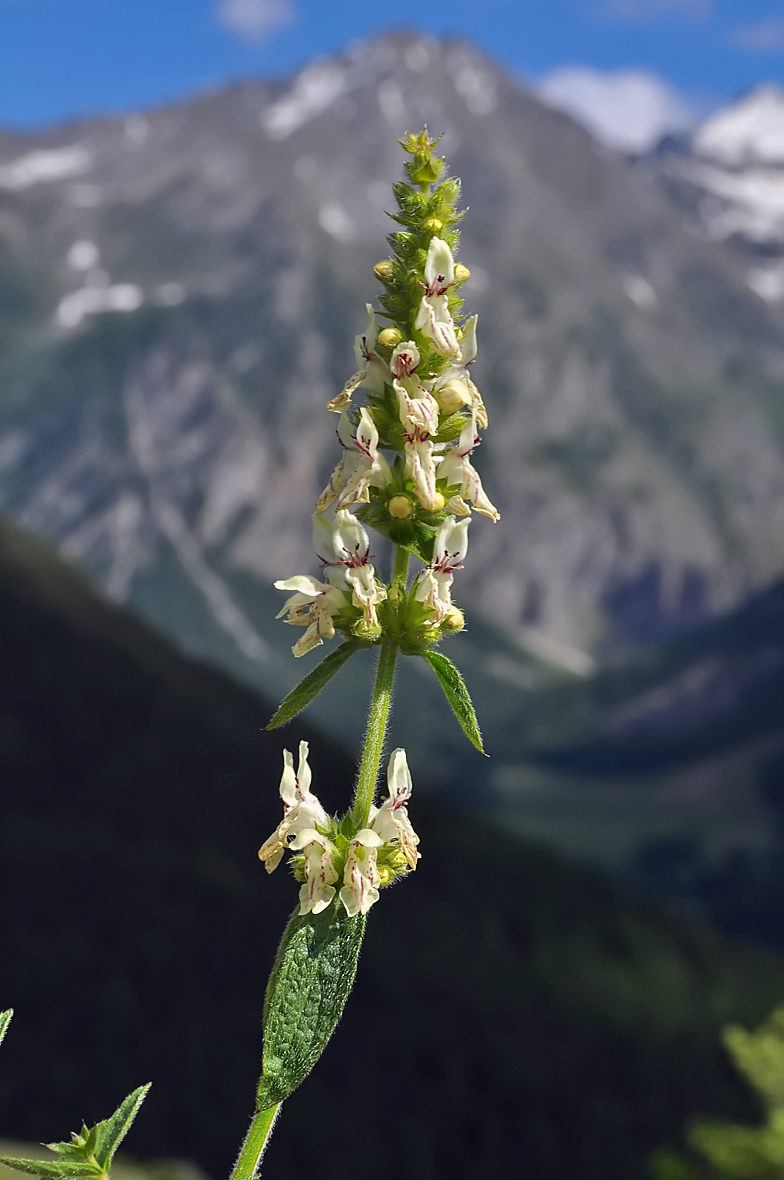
(392, 544, 410, 587)
(230, 1104, 281, 1180)
(351, 637, 398, 829)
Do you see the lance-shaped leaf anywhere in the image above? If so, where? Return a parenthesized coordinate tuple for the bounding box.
(0, 1161, 102, 1179)
(0, 1085, 150, 1180)
(257, 904, 366, 1110)
(267, 641, 361, 729)
(421, 650, 485, 754)
(0, 1009, 12, 1048)
(91, 1085, 151, 1171)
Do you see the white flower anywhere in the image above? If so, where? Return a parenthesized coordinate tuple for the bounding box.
(327, 304, 389, 412)
(289, 829, 339, 915)
(391, 341, 440, 510)
(433, 315, 488, 430)
(437, 412, 500, 522)
(369, 748, 420, 869)
(414, 236, 460, 357)
(274, 574, 350, 657)
(258, 742, 330, 872)
(315, 408, 392, 515)
(339, 828, 384, 917)
(414, 515, 470, 623)
(313, 509, 387, 630)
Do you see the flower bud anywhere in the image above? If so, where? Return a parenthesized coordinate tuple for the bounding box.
(388, 494, 414, 519)
(431, 492, 446, 512)
(442, 605, 465, 632)
(374, 259, 395, 281)
(409, 152, 443, 186)
(435, 379, 468, 414)
(424, 218, 443, 233)
(377, 327, 403, 350)
(454, 263, 471, 284)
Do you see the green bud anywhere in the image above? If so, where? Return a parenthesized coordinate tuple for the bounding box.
(409, 153, 443, 186)
(374, 259, 395, 281)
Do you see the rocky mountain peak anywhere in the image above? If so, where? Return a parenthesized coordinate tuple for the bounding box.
(0, 32, 784, 745)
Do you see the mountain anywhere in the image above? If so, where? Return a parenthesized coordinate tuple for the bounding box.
(0, 31, 783, 740)
(478, 575, 784, 946)
(643, 85, 784, 302)
(3, 518, 784, 1180)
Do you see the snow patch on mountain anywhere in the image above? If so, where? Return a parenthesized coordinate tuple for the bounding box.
(262, 61, 346, 139)
(0, 144, 93, 190)
(694, 85, 784, 166)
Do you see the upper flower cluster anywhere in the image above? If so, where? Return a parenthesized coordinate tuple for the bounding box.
(274, 130, 499, 660)
(259, 742, 420, 917)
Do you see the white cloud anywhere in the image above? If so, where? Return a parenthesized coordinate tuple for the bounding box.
(538, 66, 699, 153)
(731, 20, 784, 53)
(216, 0, 294, 41)
(599, 0, 710, 19)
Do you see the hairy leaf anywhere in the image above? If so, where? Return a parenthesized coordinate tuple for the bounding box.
(421, 650, 485, 753)
(267, 642, 360, 729)
(0, 1009, 11, 1047)
(257, 904, 366, 1109)
(92, 1084, 151, 1169)
(0, 1160, 102, 1179)
(1, 1085, 151, 1180)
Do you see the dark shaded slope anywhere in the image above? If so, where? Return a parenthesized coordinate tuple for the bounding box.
(518, 578, 784, 772)
(0, 523, 783, 1180)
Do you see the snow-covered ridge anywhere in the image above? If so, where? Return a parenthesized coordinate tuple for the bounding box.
(645, 84, 784, 301)
(694, 85, 784, 166)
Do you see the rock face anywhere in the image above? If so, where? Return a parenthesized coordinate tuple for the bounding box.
(0, 32, 783, 705)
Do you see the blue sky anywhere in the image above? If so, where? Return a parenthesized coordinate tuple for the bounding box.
(0, 0, 783, 129)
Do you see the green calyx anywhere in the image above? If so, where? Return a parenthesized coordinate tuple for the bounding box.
(329, 573, 463, 651)
(289, 815, 413, 894)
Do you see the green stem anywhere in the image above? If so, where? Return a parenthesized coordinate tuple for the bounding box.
(230, 1104, 281, 1180)
(392, 544, 410, 587)
(351, 637, 398, 829)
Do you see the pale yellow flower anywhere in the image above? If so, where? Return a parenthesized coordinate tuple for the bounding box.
(370, 748, 420, 869)
(315, 409, 391, 515)
(339, 829, 384, 916)
(414, 236, 460, 357)
(258, 742, 330, 872)
(289, 829, 339, 915)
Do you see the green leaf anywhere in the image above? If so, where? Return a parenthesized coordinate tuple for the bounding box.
(1, 1085, 151, 1180)
(92, 1084, 151, 1170)
(257, 904, 366, 1109)
(0, 1160, 102, 1178)
(421, 650, 485, 753)
(0, 1009, 12, 1047)
(266, 642, 361, 729)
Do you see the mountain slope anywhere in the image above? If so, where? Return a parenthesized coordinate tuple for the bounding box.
(1, 521, 784, 1179)
(0, 32, 782, 730)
